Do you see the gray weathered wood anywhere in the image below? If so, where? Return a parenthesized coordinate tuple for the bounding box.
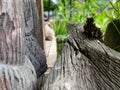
(0, 0, 37, 90)
(41, 23, 120, 90)
(24, 0, 47, 78)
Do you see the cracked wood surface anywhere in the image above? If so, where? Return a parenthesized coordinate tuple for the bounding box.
(41, 23, 120, 90)
(0, 0, 40, 90)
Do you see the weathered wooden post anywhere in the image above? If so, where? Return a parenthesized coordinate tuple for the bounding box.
(36, 0, 45, 50)
(0, 0, 37, 90)
(24, 0, 47, 78)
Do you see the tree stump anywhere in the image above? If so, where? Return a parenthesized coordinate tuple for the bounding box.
(41, 23, 120, 90)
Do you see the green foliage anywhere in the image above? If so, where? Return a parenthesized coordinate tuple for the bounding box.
(43, 0, 58, 11)
(94, 9, 111, 32)
(94, 1, 120, 32)
(52, 0, 120, 40)
(50, 0, 120, 54)
(53, 0, 109, 38)
(56, 0, 109, 23)
(110, 1, 120, 19)
(51, 20, 67, 40)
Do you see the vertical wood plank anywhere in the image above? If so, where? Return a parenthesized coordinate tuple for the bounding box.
(36, 0, 45, 51)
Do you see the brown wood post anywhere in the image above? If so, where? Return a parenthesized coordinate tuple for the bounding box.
(36, 0, 45, 51)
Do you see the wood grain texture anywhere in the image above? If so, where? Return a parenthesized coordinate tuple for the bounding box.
(24, 0, 47, 78)
(41, 23, 120, 90)
(36, 0, 45, 50)
(0, 5, 24, 65)
(0, 0, 37, 90)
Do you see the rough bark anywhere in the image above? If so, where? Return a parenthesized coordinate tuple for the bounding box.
(41, 23, 120, 90)
(24, 0, 47, 78)
(0, 0, 36, 90)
